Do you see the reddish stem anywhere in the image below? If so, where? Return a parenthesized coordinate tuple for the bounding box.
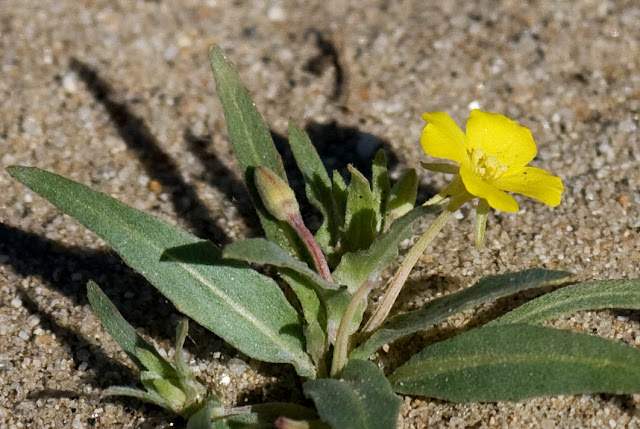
(289, 215, 333, 282)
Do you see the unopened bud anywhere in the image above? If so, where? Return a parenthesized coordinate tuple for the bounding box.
(254, 166, 300, 222)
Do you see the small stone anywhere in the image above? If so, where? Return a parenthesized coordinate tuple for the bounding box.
(10, 297, 22, 308)
(164, 45, 179, 61)
(267, 5, 286, 22)
(35, 334, 55, 347)
(148, 180, 163, 195)
(227, 357, 248, 375)
(62, 72, 78, 93)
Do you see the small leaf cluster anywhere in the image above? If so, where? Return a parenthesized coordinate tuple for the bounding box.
(7, 45, 640, 428)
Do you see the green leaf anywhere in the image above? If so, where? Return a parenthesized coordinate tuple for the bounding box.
(209, 45, 296, 255)
(332, 170, 348, 222)
(212, 403, 319, 429)
(87, 281, 174, 376)
(351, 269, 572, 359)
(136, 347, 177, 380)
(304, 359, 402, 429)
(384, 169, 417, 226)
(371, 150, 390, 232)
(288, 121, 342, 254)
(223, 238, 338, 290)
(280, 270, 328, 370)
(333, 205, 441, 293)
(221, 237, 332, 365)
(389, 324, 640, 402)
(9, 167, 315, 377)
(340, 166, 376, 254)
(492, 279, 640, 326)
(187, 400, 217, 429)
(141, 371, 187, 410)
(103, 386, 166, 408)
(173, 318, 191, 380)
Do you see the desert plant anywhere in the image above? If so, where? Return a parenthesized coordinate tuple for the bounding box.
(8, 46, 640, 428)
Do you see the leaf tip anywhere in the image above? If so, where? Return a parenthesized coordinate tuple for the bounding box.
(6, 165, 28, 180)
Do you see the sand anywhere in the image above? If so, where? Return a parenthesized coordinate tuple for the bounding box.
(1, 0, 639, 427)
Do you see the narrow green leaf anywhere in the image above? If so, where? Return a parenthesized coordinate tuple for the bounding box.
(384, 169, 417, 226)
(333, 205, 441, 293)
(103, 386, 166, 408)
(304, 359, 402, 429)
(212, 403, 319, 429)
(492, 279, 640, 326)
(223, 238, 338, 290)
(340, 166, 376, 254)
(209, 45, 295, 254)
(332, 171, 348, 222)
(390, 324, 640, 402)
(144, 373, 187, 410)
(288, 121, 342, 253)
(10, 167, 315, 377)
(280, 270, 328, 369)
(174, 318, 190, 379)
(371, 150, 390, 232)
(187, 400, 217, 429)
(351, 269, 572, 359)
(87, 281, 174, 376)
(136, 347, 176, 379)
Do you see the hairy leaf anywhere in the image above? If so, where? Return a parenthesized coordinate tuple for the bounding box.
(304, 359, 401, 429)
(288, 121, 342, 254)
(351, 269, 572, 359)
(390, 324, 640, 402)
(332, 171, 348, 226)
(385, 169, 417, 226)
(279, 270, 327, 369)
(371, 150, 390, 232)
(333, 205, 441, 293)
(223, 238, 338, 290)
(9, 167, 315, 377)
(340, 166, 376, 254)
(209, 45, 296, 254)
(492, 279, 640, 326)
(87, 281, 174, 376)
(211, 403, 319, 429)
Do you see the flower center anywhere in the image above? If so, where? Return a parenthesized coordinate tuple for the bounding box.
(469, 147, 508, 180)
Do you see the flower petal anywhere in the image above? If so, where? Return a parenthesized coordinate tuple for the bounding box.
(493, 166, 564, 207)
(421, 112, 469, 165)
(465, 110, 536, 168)
(459, 165, 519, 212)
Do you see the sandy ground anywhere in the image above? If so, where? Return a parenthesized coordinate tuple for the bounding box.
(1, 0, 639, 427)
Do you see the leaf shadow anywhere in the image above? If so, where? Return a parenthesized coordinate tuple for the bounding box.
(0, 223, 230, 419)
(183, 130, 262, 238)
(69, 58, 229, 246)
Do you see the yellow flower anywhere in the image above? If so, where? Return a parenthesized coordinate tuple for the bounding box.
(420, 109, 563, 247)
(421, 109, 563, 212)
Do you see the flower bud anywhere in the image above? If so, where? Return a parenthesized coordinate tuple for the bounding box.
(254, 166, 300, 222)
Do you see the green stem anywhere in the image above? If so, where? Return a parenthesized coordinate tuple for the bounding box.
(361, 195, 468, 334)
(475, 198, 490, 249)
(330, 281, 374, 377)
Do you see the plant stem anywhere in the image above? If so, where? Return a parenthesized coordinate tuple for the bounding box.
(330, 281, 374, 377)
(361, 196, 467, 334)
(289, 215, 333, 282)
